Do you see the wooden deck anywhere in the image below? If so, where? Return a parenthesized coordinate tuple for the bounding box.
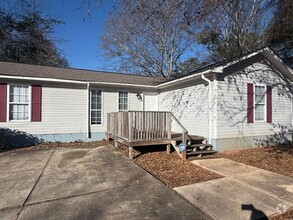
(106, 111, 215, 160)
(106, 111, 173, 146)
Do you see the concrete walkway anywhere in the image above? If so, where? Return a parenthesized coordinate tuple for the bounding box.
(0, 146, 210, 220)
(174, 158, 293, 220)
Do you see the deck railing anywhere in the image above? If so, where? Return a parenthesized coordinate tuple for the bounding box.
(107, 111, 172, 142)
(107, 111, 188, 144)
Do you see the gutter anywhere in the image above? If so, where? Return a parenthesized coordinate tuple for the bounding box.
(90, 81, 155, 89)
(1, 68, 220, 90)
(0, 75, 86, 84)
(0, 75, 157, 89)
(291, 82, 293, 134)
(157, 70, 213, 89)
(201, 73, 212, 144)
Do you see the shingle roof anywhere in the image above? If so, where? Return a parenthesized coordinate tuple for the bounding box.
(1, 46, 289, 87)
(0, 61, 167, 86)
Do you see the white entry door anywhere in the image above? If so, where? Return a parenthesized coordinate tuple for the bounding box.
(143, 93, 158, 111)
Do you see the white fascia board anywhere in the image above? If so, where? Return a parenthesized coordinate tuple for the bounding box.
(0, 75, 157, 89)
(0, 75, 87, 84)
(218, 46, 293, 75)
(90, 81, 156, 88)
(156, 69, 214, 89)
(262, 48, 293, 75)
(220, 50, 265, 70)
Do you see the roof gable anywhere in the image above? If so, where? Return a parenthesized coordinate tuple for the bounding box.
(157, 47, 293, 89)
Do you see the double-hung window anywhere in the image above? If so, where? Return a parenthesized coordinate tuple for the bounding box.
(9, 85, 30, 121)
(91, 90, 102, 125)
(254, 85, 266, 121)
(118, 91, 128, 111)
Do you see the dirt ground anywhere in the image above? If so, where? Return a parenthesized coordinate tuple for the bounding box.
(0, 140, 111, 153)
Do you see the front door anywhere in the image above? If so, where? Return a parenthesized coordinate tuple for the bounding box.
(143, 93, 158, 111)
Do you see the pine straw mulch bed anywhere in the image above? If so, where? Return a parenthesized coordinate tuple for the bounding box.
(200, 145, 293, 178)
(114, 143, 223, 188)
(270, 209, 293, 220)
(116, 144, 293, 220)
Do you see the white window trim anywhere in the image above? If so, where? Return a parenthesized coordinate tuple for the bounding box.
(90, 89, 103, 126)
(6, 84, 31, 122)
(117, 90, 129, 112)
(253, 84, 267, 123)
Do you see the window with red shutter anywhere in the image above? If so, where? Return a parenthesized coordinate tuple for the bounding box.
(31, 85, 42, 122)
(0, 83, 7, 122)
(266, 85, 272, 123)
(8, 85, 30, 121)
(255, 85, 266, 122)
(247, 83, 254, 123)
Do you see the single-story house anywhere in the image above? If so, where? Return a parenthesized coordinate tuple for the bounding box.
(0, 47, 292, 151)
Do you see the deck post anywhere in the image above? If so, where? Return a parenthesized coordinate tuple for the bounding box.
(105, 133, 110, 141)
(128, 112, 132, 142)
(182, 151, 187, 160)
(166, 144, 171, 154)
(167, 113, 171, 140)
(107, 113, 109, 133)
(114, 140, 119, 148)
(129, 146, 133, 160)
(182, 131, 186, 144)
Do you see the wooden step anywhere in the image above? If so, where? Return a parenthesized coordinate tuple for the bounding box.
(187, 144, 213, 151)
(171, 133, 205, 145)
(170, 133, 214, 160)
(187, 150, 217, 156)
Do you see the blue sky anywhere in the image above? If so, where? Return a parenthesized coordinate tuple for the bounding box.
(3, 0, 208, 72)
(43, 0, 115, 71)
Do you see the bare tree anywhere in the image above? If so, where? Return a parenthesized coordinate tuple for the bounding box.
(100, 0, 201, 78)
(197, 0, 275, 61)
(0, 0, 69, 67)
(265, 0, 293, 68)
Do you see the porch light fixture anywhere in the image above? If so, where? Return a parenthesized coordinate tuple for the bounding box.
(136, 93, 142, 101)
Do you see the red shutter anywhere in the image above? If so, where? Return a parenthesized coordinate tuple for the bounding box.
(0, 83, 7, 122)
(31, 85, 42, 122)
(247, 83, 254, 123)
(267, 85, 272, 123)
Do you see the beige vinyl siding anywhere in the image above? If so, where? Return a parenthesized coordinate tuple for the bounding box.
(91, 88, 143, 133)
(2, 83, 144, 135)
(2, 83, 88, 134)
(158, 84, 209, 137)
(217, 61, 292, 139)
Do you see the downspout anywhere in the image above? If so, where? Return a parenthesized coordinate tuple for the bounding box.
(87, 82, 91, 138)
(201, 73, 212, 144)
(291, 82, 293, 140)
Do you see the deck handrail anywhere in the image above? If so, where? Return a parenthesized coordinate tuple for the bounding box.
(170, 112, 188, 133)
(107, 111, 189, 145)
(170, 112, 188, 144)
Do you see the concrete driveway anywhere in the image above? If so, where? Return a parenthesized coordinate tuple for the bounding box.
(175, 158, 293, 220)
(0, 145, 210, 220)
